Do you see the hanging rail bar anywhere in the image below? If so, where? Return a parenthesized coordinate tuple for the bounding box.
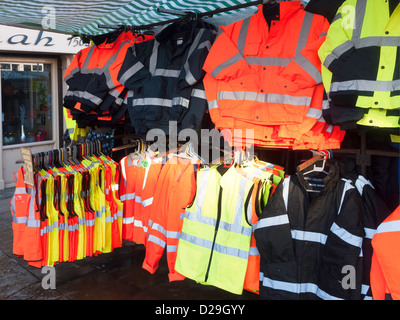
(97, 0, 272, 31)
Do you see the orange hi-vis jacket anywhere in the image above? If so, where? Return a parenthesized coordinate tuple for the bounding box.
(10, 167, 42, 261)
(203, 1, 330, 147)
(63, 31, 153, 129)
(119, 154, 162, 246)
(142, 156, 197, 282)
(370, 205, 400, 300)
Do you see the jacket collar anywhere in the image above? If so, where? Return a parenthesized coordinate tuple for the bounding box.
(155, 19, 198, 55)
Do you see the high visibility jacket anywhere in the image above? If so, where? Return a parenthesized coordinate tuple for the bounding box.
(119, 154, 162, 245)
(254, 160, 365, 300)
(353, 175, 392, 300)
(10, 167, 42, 261)
(64, 31, 152, 113)
(318, 0, 400, 131)
(175, 164, 257, 295)
(370, 205, 400, 300)
(117, 19, 216, 135)
(203, 1, 329, 130)
(143, 156, 197, 282)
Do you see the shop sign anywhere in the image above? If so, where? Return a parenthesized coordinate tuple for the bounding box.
(0, 25, 89, 54)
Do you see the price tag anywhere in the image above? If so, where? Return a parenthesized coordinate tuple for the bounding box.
(20, 147, 34, 186)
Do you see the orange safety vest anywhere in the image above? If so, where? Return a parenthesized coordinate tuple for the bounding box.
(370, 205, 400, 300)
(11, 167, 42, 261)
(203, 1, 331, 148)
(119, 155, 162, 245)
(142, 156, 197, 282)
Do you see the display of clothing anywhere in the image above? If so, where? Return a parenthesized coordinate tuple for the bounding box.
(202, 1, 345, 149)
(10, 143, 123, 267)
(63, 30, 153, 131)
(117, 19, 217, 136)
(9, 0, 400, 302)
(318, 0, 400, 137)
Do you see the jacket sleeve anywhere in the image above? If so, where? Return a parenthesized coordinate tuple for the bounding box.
(318, 1, 357, 78)
(280, 14, 330, 89)
(318, 180, 365, 300)
(202, 23, 254, 81)
(117, 44, 152, 91)
(178, 27, 217, 89)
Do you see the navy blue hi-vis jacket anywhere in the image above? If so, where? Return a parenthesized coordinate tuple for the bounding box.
(118, 19, 217, 135)
(254, 160, 365, 300)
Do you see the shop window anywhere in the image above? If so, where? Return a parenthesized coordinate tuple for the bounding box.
(1, 62, 53, 146)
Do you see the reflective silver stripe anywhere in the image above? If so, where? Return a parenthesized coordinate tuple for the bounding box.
(13, 216, 27, 224)
(237, 17, 251, 54)
(86, 219, 95, 227)
(323, 40, 353, 69)
(338, 179, 355, 214)
(120, 192, 135, 201)
(119, 61, 144, 85)
(331, 12, 342, 24)
(150, 221, 166, 236)
(376, 220, 400, 234)
(255, 214, 289, 230)
(65, 90, 103, 105)
(154, 69, 180, 77)
(141, 197, 153, 207)
(260, 273, 343, 300)
(183, 28, 205, 85)
(167, 245, 177, 252)
(305, 107, 322, 119)
(244, 56, 291, 67)
(294, 54, 322, 84)
(249, 246, 259, 255)
(296, 12, 314, 55)
(134, 220, 148, 233)
(81, 45, 95, 72)
(354, 36, 400, 48)
(211, 52, 242, 78)
(123, 216, 134, 225)
(15, 187, 26, 194)
(194, 169, 210, 217)
(208, 100, 219, 110)
(130, 97, 190, 108)
(218, 91, 312, 106)
(282, 176, 290, 211)
(331, 79, 400, 93)
(291, 229, 328, 244)
(172, 96, 190, 107)
(166, 230, 180, 239)
(364, 227, 376, 240)
(330, 222, 363, 247)
(180, 232, 249, 260)
(185, 208, 253, 237)
(326, 125, 333, 133)
(148, 234, 166, 247)
(231, 178, 249, 233)
(191, 88, 207, 100)
(149, 41, 160, 75)
(353, 0, 367, 41)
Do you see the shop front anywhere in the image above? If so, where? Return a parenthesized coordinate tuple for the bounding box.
(0, 25, 87, 189)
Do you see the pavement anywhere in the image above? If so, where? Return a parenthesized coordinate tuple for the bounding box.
(0, 186, 258, 301)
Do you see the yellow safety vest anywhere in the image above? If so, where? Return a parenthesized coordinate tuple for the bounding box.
(175, 164, 256, 295)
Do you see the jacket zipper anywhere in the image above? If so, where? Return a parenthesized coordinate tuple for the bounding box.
(204, 187, 223, 283)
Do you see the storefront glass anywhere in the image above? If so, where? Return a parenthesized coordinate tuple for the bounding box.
(1, 62, 53, 146)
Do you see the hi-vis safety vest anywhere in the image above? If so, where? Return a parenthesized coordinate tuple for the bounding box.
(175, 164, 256, 295)
(202, 1, 330, 146)
(370, 205, 400, 300)
(318, 0, 400, 131)
(10, 167, 42, 261)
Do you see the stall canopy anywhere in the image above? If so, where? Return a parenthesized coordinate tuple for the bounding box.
(0, 0, 293, 36)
